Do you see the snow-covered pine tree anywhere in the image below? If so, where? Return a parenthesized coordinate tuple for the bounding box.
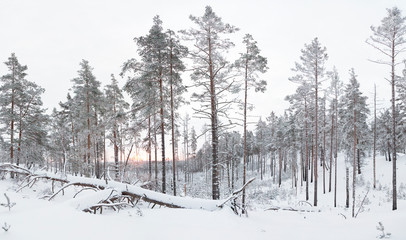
(50, 107, 71, 173)
(328, 67, 342, 207)
(71, 60, 103, 177)
(181, 6, 239, 200)
(104, 74, 129, 180)
(15, 80, 48, 166)
(0, 54, 48, 168)
(255, 118, 267, 181)
(285, 81, 312, 200)
(338, 69, 370, 217)
(235, 33, 268, 211)
(123, 16, 187, 194)
(166, 29, 187, 196)
(122, 57, 158, 183)
(367, 6, 406, 211)
(290, 38, 328, 206)
(0, 53, 27, 167)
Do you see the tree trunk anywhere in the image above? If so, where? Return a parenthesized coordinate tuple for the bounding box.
(346, 167, 349, 208)
(323, 97, 326, 194)
(352, 96, 357, 218)
(208, 32, 220, 200)
(314, 63, 318, 207)
(153, 108, 158, 188)
(305, 98, 309, 201)
(17, 109, 22, 166)
(169, 47, 176, 196)
(334, 94, 338, 208)
(329, 109, 334, 192)
(242, 53, 248, 211)
(391, 41, 397, 210)
(148, 116, 152, 181)
(373, 84, 376, 189)
(278, 148, 282, 187)
(159, 74, 166, 194)
(10, 62, 15, 177)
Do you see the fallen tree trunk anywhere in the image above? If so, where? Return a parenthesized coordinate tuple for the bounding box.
(0, 164, 256, 212)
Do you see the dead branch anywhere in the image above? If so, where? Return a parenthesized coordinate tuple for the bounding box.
(48, 182, 102, 201)
(355, 189, 370, 218)
(121, 191, 183, 209)
(265, 206, 319, 212)
(0, 193, 16, 211)
(73, 187, 98, 198)
(217, 177, 256, 208)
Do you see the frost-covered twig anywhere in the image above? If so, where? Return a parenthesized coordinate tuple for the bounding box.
(355, 189, 369, 218)
(0, 193, 16, 211)
(376, 222, 391, 239)
(2, 222, 10, 232)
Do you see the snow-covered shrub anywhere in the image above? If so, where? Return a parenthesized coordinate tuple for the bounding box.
(398, 183, 406, 200)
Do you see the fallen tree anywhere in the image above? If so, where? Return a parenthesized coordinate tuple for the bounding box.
(0, 163, 255, 214)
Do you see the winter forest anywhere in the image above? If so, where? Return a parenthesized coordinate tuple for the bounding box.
(1, 1, 406, 239)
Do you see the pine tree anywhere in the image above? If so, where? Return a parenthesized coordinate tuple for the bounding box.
(166, 29, 187, 196)
(328, 67, 343, 207)
(105, 74, 129, 180)
(290, 38, 328, 206)
(0, 53, 27, 166)
(338, 69, 370, 217)
(235, 33, 268, 212)
(181, 6, 239, 200)
(71, 60, 103, 176)
(15, 80, 47, 166)
(367, 6, 406, 211)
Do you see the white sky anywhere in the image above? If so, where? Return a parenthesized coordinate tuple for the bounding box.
(1, 0, 406, 138)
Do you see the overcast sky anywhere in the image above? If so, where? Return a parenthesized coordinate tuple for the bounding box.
(1, 0, 406, 131)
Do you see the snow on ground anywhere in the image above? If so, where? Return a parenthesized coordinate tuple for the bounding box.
(0, 154, 405, 240)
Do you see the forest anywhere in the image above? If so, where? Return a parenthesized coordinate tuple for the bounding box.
(1, 4, 406, 240)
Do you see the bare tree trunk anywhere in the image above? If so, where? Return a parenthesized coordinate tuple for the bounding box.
(103, 131, 106, 180)
(346, 167, 349, 208)
(329, 109, 334, 192)
(148, 116, 152, 181)
(242, 56, 248, 211)
(154, 109, 158, 189)
(391, 43, 397, 211)
(323, 97, 326, 194)
(373, 84, 376, 189)
(357, 138, 361, 175)
(94, 112, 100, 179)
(17, 109, 22, 166)
(334, 94, 338, 207)
(169, 48, 176, 196)
(305, 98, 309, 201)
(10, 63, 15, 177)
(87, 89, 91, 169)
(314, 63, 319, 207)
(208, 35, 220, 200)
(278, 148, 282, 187)
(352, 96, 357, 218)
(159, 74, 166, 194)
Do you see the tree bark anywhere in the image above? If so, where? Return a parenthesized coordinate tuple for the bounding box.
(352, 96, 357, 218)
(391, 39, 397, 210)
(159, 73, 166, 194)
(373, 84, 377, 189)
(242, 50, 249, 211)
(169, 46, 177, 196)
(208, 29, 220, 200)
